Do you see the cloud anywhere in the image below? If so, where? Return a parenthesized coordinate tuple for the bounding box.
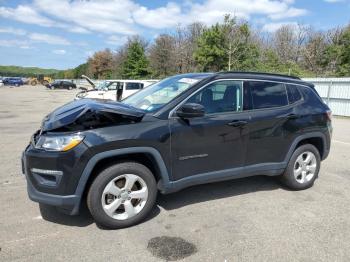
(269, 7, 307, 20)
(133, 2, 183, 29)
(262, 22, 298, 32)
(29, 33, 70, 45)
(0, 39, 31, 49)
(185, 0, 307, 26)
(0, 26, 26, 35)
(33, 0, 137, 35)
(324, 0, 345, 2)
(106, 35, 128, 46)
(0, 0, 308, 34)
(0, 4, 89, 34)
(0, 5, 56, 26)
(52, 49, 66, 55)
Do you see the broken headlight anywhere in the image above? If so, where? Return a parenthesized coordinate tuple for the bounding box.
(35, 134, 84, 152)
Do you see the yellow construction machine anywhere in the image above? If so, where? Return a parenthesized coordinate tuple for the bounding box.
(29, 75, 53, 86)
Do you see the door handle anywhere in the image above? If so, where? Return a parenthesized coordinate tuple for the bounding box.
(227, 120, 248, 127)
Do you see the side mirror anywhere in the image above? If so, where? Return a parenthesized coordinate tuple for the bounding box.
(176, 103, 205, 118)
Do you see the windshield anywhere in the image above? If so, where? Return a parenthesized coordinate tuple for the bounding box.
(123, 74, 212, 112)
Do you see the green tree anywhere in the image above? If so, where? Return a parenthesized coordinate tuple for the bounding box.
(323, 25, 350, 76)
(336, 26, 350, 76)
(226, 21, 260, 71)
(194, 23, 227, 71)
(121, 40, 150, 79)
(72, 63, 89, 78)
(194, 15, 260, 72)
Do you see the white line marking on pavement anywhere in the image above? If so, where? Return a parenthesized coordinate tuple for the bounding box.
(333, 139, 350, 146)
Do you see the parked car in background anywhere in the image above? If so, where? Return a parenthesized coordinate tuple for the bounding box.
(22, 72, 332, 229)
(3, 77, 24, 86)
(76, 76, 157, 101)
(0, 77, 3, 87)
(47, 80, 77, 90)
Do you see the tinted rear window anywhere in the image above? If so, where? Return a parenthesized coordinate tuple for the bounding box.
(286, 84, 302, 104)
(247, 81, 288, 109)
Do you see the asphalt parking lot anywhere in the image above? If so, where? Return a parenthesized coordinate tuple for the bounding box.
(0, 85, 349, 261)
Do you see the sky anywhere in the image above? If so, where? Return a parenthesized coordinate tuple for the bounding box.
(0, 0, 349, 70)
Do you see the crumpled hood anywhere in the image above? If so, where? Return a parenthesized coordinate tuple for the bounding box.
(41, 98, 145, 132)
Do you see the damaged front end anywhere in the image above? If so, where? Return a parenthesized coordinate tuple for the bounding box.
(41, 99, 145, 132)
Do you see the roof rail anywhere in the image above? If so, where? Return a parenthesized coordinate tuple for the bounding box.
(221, 71, 301, 80)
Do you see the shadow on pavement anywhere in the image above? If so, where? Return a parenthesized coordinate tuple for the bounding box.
(157, 175, 280, 210)
(39, 202, 94, 227)
(38, 176, 280, 227)
(39, 199, 161, 228)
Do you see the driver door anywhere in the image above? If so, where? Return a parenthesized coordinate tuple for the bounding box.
(169, 80, 249, 181)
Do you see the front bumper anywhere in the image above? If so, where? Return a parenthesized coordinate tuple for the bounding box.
(25, 174, 80, 215)
(22, 140, 90, 215)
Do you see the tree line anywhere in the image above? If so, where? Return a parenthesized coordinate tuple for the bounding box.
(0, 66, 60, 78)
(3, 15, 349, 79)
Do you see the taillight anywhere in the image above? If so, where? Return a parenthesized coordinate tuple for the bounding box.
(326, 110, 332, 121)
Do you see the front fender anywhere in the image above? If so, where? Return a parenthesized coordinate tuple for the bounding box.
(71, 147, 171, 214)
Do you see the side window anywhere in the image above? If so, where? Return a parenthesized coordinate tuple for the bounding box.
(247, 81, 288, 110)
(108, 83, 118, 90)
(187, 80, 243, 114)
(286, 84, 302, 104)
(126, 82, 144, 90)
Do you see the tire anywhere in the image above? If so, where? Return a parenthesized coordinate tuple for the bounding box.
(68, 86, 72, 90)
(279, 144, 321, 190)
(42, 80, 49, 86)
(87, 162, 157, 229)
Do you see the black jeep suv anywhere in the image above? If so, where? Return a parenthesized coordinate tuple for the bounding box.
(22, 72, 332, 228)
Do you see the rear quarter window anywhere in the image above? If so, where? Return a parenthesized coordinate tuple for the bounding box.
(286, 84, 302, 104)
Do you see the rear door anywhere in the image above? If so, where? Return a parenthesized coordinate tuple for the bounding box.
(243, 80, 294, 165)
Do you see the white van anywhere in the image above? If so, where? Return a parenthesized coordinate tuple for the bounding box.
(75, 77, 158, 101)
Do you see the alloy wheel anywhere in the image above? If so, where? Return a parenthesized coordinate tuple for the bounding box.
(101, 174, 148, 220)
(293, 151, 317, 184)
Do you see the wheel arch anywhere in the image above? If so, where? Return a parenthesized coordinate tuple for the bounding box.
(285, 132, 327, 163)
(74, 147, 170, 206)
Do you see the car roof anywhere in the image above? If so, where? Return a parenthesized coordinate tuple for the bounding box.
(176, 73, 214, 79)
(211, 71, 313, 87)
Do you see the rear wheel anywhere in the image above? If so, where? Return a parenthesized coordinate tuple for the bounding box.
(87, 162, 157, 229)
(279, 144, 320, 190)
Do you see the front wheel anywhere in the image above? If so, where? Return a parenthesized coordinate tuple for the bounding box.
(87, 162, 157, 229)
(279, 144, 321, 190)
